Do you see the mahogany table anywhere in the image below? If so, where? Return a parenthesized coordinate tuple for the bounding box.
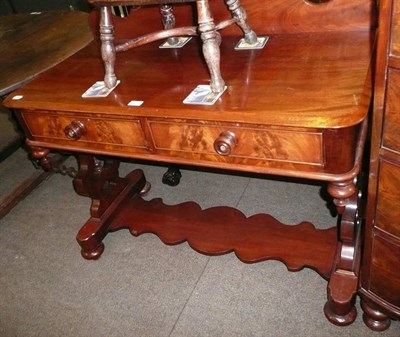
(0, 10, 92, 218)
(0, 10, 92, 97)
(0, 10, 92, 154)
(4, 3, 374, 327)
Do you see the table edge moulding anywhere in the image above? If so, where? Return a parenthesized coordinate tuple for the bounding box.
(3, 0, 380, 330)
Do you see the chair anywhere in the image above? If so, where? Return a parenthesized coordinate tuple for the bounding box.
(88, 0, 259, 93)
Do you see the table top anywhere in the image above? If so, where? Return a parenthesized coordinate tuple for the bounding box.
(0, 10, 93, 96)
(5, 29, 373, 129)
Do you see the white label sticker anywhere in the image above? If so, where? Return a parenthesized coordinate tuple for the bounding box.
(128, 100, 144, 107)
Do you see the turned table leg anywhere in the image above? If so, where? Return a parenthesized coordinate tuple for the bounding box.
(30, 146, 53, 171)
(323, 179, 362, 325)
(73, 155, 149, 259)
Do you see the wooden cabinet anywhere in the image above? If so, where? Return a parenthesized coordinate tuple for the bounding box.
(359, 0, 400, 331)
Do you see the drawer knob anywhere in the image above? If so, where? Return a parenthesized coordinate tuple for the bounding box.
(214, 131, 237, 156)
(64, 120, 86, 140)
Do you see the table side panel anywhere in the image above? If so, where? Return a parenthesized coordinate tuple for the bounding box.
(18, 107, 364, 177)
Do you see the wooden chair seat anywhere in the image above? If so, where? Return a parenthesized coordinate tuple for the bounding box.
(88, 0, 259, 93)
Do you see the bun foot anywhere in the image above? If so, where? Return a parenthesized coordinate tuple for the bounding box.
(362, 313, 391, 331)
(323, 301, 357, 326)
(140, 181, 152, 196)
(81, 243, 105, 260)
(361, 300, 391, 331)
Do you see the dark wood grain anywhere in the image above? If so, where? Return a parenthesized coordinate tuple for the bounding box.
(375, 160, 400, 237)
(5, 31, 373, 129)
(0, 10, 93, 96)
(383, 69, 400, 153)
(359, 0, 400, 331)
(390, 0, 400, 59)
(369, 235, 400, 308)
(87, 0, 376, 38)
(111, 191, 338, 279)
(4, 28, 373, 182)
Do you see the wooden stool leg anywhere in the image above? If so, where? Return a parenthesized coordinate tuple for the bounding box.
(197, 0, 225, 93)
(160, 5, 179, 45)
(100, 6, 117, 88)
(225, 0, 257, 44)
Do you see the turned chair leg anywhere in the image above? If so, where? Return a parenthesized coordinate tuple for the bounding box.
(225, 0, 257, 44)
(160, 4, 180, 45)
(98, 1, 232, 93)
(100, 6, 117, 88)
(196, 0, 225, 93)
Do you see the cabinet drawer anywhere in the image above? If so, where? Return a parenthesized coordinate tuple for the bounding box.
(148, 120, 323, 165)
(375, 159, 400, 237)
(370, 235, 400, 308)
(390, 0, 400, 58)
(383, 69, 400, 153)
(22, 111, 146, 148)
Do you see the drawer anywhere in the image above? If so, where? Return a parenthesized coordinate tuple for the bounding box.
(390, 0, 400, 58)
(370, 235, 400, 308)
(375, 159, 400, 237)
(148, 120, 323, 165)
(383, 69, 400, 153)
(22, 111, 146, 149)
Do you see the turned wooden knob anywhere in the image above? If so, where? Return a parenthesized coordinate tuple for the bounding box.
(214, 131, 237, 156)
(64, 120, 86, 140)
